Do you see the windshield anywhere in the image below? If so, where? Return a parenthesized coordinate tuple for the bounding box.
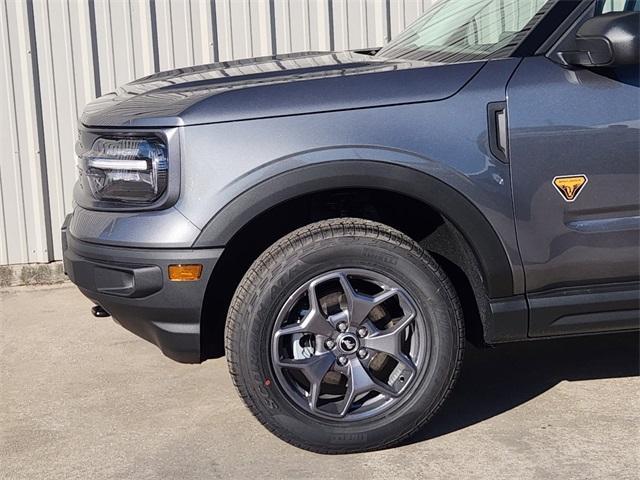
(377, 0, 554, 63)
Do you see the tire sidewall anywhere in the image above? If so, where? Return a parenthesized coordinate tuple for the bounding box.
(230, 234, 460, 451)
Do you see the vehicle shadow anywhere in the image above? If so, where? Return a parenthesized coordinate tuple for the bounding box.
(406, 331, 639, 445)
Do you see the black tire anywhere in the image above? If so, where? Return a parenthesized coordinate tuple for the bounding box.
(225, 218, 464, 453)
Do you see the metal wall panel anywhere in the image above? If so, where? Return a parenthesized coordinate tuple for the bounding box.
(92, 0, 155, 92)
(389, 0, 432, 38)
(216, 0, 273, 60)
(32, 0, 96, 262)
(1, 0, 50, 265)
(1, 0, 436, 265)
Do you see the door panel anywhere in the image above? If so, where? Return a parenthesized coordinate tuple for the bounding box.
(507, 56, 640, 335)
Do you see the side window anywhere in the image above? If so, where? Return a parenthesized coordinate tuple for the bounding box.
(596, 0, 640, 14)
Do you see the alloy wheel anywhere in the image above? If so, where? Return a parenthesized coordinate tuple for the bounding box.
(270, 269, 427, 421)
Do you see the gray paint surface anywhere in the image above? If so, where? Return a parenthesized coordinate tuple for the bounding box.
(508, 56, 640, 292)
(1, 284, 638, 479)
(70, 57, 526, 295)
(80, 52, 480, 127)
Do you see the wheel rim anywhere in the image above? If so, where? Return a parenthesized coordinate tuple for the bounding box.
(270, 268, 427, 421)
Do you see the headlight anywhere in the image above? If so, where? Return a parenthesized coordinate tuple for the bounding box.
(80, 137, 168, 203)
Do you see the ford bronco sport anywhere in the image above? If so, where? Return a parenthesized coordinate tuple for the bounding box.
(63, 0, 640, 453)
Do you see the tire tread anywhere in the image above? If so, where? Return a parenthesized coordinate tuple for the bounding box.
(225, 218, 464, 454)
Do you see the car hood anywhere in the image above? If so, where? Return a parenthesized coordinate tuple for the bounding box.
(81, 51, 484, 128)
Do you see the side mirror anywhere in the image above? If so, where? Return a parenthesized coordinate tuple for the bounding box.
(559, 12, 639, 68)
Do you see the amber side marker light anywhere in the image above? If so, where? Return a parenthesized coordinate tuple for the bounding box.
(168, 264, 203, 281)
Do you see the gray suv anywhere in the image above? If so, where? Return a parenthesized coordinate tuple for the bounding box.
(63, 0, 640, 453)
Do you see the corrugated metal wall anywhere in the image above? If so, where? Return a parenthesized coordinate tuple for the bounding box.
(1, 0, 437, 266)
(1, 0, 50, 265)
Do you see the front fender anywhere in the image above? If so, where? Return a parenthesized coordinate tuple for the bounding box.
(178, 59, 525, 297)
(192, 156, 515, 298)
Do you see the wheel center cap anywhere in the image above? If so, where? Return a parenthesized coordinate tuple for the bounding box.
(338, 333, 359, 354)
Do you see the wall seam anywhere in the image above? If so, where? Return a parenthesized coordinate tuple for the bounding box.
(149, 0, 160, 71)
(26, 0, 54, 262)
(268, 0, 277, 54)
(2, 0, 24, 262)
(210, 0, 219, 61)
(327, 0, 334, 50)
(87, 0, 101, 96)
(385, 0, 391, 43)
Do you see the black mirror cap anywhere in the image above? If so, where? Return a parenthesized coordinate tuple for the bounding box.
(561, 12, 639, 67)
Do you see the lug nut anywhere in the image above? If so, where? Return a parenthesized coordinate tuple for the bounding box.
(357, 327, 368, 338)
(336, 321, 348, 333)
(337, 355, 348, 366)
(324, 339, 336, 350)
(357, 348, 368, 359)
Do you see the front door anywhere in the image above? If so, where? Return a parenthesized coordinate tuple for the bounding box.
(507, 3, 640, 336)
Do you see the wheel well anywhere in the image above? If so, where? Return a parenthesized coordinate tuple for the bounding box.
(200, 188, 490, 360)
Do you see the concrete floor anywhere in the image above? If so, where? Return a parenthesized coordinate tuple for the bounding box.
(1, 284, 639, 480)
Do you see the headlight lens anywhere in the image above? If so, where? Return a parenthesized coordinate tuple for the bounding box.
(80, 137, 168, 203)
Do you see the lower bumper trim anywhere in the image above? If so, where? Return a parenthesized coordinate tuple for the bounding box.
(62, 223, 223, 363)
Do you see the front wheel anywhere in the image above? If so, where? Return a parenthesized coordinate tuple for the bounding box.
(225, 218, 464, 453)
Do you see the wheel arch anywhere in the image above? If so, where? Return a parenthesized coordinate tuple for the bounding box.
(196, 160, 518, 360)
(194, 160, 513, 298)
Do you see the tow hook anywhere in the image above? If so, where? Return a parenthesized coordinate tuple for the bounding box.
(91, 305, 111, 318)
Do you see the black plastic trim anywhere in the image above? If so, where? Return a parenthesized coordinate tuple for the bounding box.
(538, 1, 595, 57)
(528, 281, 640, 337)
(487, 101, 509, 163)
(62, 225, 223, 363)
(486, 295, 529, 343)
(65, 250, 163, 298)
(546, 2, 601, 65)
(513, 0, 585, 57)
(194, 161, 516, 298)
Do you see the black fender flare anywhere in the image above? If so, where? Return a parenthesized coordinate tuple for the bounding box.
(193, 160, 514, 298)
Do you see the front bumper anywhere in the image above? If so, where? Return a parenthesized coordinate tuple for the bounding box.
(62, 215, 222, 363)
